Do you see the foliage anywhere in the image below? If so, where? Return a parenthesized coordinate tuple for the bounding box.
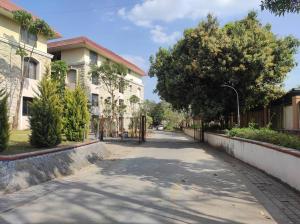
(12, 10, 55, 129)
(13, 10, 55, 38)
(29, 71, 63, 147)
(51, 60, 68, 96)
(63, 87, 90, 141)
(227, 127, 300, 150)
(129, 95, 140, 105)
(151, 102, 165, 126)
(261, 0, 300, 15)
(141, 100, 185, 130)
(12, 10, 33, 30)
(0, 85, 9, 152)
(149, 12, 299, 121)
(129, 95, 140, 115)
(90, 61, 127, 135)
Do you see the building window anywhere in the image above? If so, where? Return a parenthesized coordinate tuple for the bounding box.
(24, 58, 38, 79)
(52, 51, 61, 61)
(21, 27, 37, 46)
(128, 69, 132, 74)
(66, 69, 77, 89)
(91, 72, 99, 85)
(90, 51, 98, 65)
(22, 97, 33, 116)
(119, 99, 124, 106)
(92, 94, 99, 107)
(129, 85, 132, 92)
(67, 70, 77, 83)
(119, 78, 125, 94)
(137, 87, 141, 98)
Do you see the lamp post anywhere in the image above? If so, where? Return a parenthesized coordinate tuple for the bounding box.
(221, 84, 240, 127)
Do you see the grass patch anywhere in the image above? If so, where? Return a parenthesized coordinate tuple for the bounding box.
(0, 130, 88, 156)
(227, 127, 300, 151)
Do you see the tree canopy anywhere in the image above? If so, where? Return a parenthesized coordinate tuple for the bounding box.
(149, 12, 299, 121)
(261, 0, 300, 15)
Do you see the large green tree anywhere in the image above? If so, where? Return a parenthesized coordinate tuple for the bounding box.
(149, 12, 299, 122)
(261, 0, 300, 15)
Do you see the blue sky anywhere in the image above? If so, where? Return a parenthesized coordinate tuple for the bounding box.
(14, 0, 300, 102)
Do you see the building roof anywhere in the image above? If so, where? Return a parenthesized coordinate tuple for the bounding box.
(0, 0, 61, 38)
(48, 37, 146, 76)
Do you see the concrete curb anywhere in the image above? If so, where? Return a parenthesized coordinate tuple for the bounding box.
(0, 141, 110, 193)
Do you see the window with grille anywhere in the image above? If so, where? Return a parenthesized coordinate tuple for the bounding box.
(92, 94, 99, 107)
(24, 58, 38, 79)
(22, 97, 33, 116)
(21, 27, 37, 46)
(90, 51, 98, 65)
(91, 72, 99, 85)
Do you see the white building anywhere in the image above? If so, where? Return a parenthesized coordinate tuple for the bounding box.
(48, 37, 145, 132)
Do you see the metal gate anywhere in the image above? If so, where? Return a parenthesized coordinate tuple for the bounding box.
(193, 119, 204, 142)
(96, 115, 146, 143)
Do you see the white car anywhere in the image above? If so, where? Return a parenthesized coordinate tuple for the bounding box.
(157, 125, 164, 131)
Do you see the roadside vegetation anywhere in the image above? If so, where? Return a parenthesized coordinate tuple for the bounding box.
(227, 125, 300, 151)
(149, 11, 300, 149)
(0, 78, 9, 152)
(143, 100, 185, 131)
(1, 130, 84, 155)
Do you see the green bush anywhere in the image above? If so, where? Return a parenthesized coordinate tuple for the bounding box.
(0, 88, 9, 152)
(227, 127, 300, 150)
(63, 87, 90, 141)
(29, 75, 63, 147)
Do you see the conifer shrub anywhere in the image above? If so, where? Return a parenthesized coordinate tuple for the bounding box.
(63, 87, 90, 141)
(0, 87, 9, 152)
(29, 74, 63, 147)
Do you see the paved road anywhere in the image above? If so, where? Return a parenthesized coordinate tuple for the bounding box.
(0, 131, 300, 223)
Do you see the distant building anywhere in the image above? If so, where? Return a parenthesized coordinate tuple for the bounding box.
(48, 37, 145, 132)
(0, 0, 61, 130)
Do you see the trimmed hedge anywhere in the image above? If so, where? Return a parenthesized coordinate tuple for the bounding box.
(227, 127, 300, 150)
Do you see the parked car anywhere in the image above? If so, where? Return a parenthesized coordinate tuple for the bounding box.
(157, 125, 164, 131)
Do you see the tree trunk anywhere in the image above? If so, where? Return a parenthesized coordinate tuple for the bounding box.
(12, 55, 24, 129)
(12, 41, 36, 130)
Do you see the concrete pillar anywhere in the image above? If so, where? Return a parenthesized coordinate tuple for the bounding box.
(292, 96, 300, 130)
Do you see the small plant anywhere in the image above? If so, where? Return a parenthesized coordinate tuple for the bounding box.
(228, 127, 300, 150)
(0, 85, 9, 152)
(63, 87, 90, 141)
(29, 71, 63, 147)
(248, 122, 258, 129)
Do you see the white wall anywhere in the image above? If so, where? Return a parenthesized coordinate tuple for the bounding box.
(204, 132, 300, 192)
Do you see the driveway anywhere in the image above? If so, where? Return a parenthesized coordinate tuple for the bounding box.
(0, 131, 299, 224)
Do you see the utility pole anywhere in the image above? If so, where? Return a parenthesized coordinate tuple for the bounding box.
(221, 84, 240, 127)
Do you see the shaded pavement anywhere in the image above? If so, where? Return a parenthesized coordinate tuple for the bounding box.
(1, 131, 299, 223)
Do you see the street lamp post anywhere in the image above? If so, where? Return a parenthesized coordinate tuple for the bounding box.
(221, 84, 240, 127)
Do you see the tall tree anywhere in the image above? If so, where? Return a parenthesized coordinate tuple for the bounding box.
(149, 12, 299, 122)
(90, 61, 127, 136)
(29, 68, 63, 147)
(63, 87, 90, 141)
(261, 0, 300, 15)
(12, 10, 54, 129)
